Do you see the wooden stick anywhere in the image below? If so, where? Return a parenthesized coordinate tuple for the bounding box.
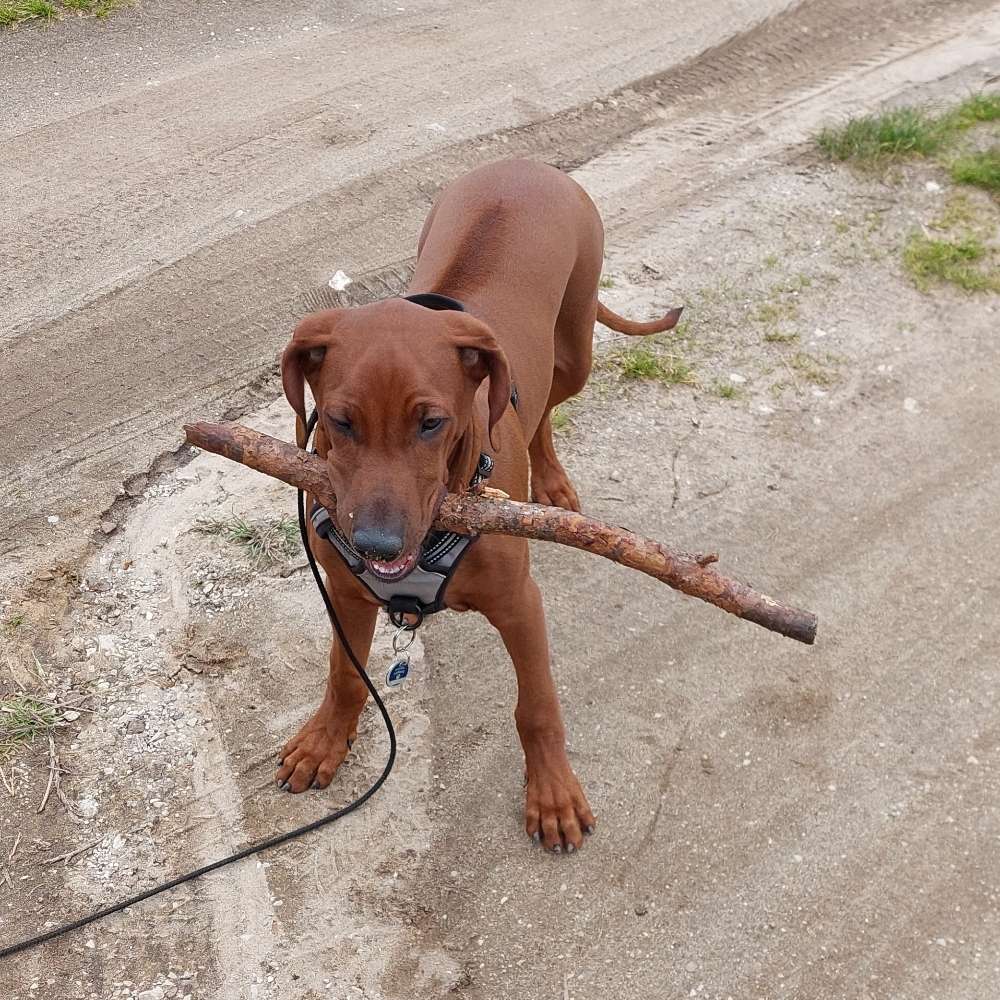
(183, 421, 818, 644)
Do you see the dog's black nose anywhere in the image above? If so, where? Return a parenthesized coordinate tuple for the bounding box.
(351, 516, 405, 562)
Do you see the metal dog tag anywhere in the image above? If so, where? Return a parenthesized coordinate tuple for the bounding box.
(386, 625, 416, 688)
(385, 655, 410, 688)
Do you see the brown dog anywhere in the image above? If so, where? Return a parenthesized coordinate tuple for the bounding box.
(278, 159, 680, 853)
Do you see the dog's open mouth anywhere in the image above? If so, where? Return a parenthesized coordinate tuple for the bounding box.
(364, 550, 419, 581)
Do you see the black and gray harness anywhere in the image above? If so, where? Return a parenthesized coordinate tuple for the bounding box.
(308, 292, 515, 626)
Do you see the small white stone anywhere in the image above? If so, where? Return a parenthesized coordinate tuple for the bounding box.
(76, 796, 99, 819)
(47, 515, 60, 525)
(925, 180, 942, 193)
(903, 397, 920, 413)
(328, 269, 353, 291)
(63, 710, 81, 722)
(728, 373, 747, 385)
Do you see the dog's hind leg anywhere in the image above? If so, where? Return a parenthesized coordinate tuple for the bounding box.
(528, 255, 600, 512)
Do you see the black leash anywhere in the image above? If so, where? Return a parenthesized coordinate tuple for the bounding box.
(0, 444, 396, 961)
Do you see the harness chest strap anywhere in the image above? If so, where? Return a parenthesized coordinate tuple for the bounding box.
(309, 452, 493, 618)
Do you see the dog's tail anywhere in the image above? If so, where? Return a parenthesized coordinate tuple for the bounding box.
(596, 301, 683, 336)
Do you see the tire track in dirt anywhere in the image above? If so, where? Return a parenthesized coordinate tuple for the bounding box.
(2, 0, 994, 584)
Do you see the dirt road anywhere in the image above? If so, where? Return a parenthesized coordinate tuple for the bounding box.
(2, 0, 999, 998)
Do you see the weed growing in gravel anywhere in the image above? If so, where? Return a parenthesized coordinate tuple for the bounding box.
(950, 148, 1000, 194)
(599, 275, 615, 289)
(903, 234, 1000, 293)
(0, 695, 57, 760)
(615, 345, 697, 386)
(195, 513, 301, 566)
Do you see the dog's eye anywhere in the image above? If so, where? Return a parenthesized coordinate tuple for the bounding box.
(330, 416, 353, 437)
(419, 416, 444, 438)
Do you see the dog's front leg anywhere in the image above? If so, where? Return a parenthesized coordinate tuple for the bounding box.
(485, 575, 596, 853)
(276, 593, 378, 793)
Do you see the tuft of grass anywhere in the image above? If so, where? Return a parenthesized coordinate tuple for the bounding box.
(817, 107, 949, 162)
(0, 695, 58, 760)
(763, 329, 799, 344)
(762, 254, 779, 269)
(817, 93, 1000, 165)
(949, 92, 1000, 129)
(789, 352, 837, 387)
(902, 234, 999, 292)
(616, 345, 697, 386)
(714, 381, 740, 400)
(598, 275, 615, 289)
(754, 300, 797, 324)
(550, 404, 571, 433)
(195, 513, 300, 566)
(931, 193, 979, 232)
(950, 148, 1000, 194)
(2, 612, 27, 635)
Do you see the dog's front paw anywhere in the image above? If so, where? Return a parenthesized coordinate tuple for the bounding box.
(530, 470, 581, 512)
(524, 761, 595, 854)
(275, 708, 356, 793)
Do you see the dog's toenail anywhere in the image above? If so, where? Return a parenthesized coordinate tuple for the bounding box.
(532, 832, 541, 843)
(567, 843, 576, 854)
(585, 825, 595, 835)
(552, 844, 562, 854)
(346, 739, 353, 750)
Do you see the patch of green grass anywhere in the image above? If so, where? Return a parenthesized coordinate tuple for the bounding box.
(948, 92, 1000, 129)
(763, 254, 779, 269)
(2, 612, 26, 635)
(195, 513, 300, 566)
(763, 330, 799, 344)
(789, 352, 837, 387)
(817, 93, 1000, 166)
(0, 0, 130, 27)
(931, 193, 979, 232)
(902, 233, 1000, 292)
(0, 695, 57, 760)
(754, 300, 798, 324)
(616, 345, 697, 386)
(550, 404, 571, 433)
(714, 381, 740, 400)
(598, 275, 615, 289)
(950, 148, 1000, 194)
(817, 107, 949, 162)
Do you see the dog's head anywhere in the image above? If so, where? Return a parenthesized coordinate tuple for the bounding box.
(281, 299, 510, 580)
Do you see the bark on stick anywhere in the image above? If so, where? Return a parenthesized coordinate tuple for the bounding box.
(183, 421, 818, 645)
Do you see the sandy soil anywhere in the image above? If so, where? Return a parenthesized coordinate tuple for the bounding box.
(2, 1, 1000, 998)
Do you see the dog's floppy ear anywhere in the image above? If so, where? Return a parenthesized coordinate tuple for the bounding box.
(281, 314, 339, 423)
(449, 316, 512, 449)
